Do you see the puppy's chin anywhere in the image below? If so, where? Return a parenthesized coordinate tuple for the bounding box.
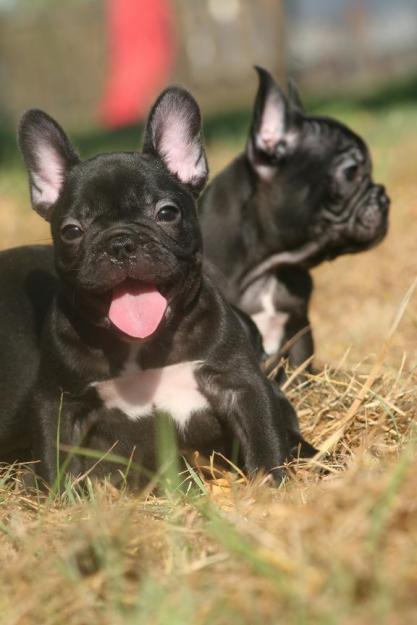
(311, 226, 388, 263)
(350, 223, 388, 249)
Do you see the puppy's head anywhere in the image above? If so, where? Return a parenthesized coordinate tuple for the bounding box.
(18, 87, 208, 340)
(246, 67, 390, 265)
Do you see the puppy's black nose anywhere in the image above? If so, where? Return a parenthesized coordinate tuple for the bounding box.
(108, 234, 136, 261)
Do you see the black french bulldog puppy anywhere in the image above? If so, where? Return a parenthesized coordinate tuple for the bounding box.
(0, 246, 56, 462)
(2, 87, 316, 486)
(200, 67, 390, 371)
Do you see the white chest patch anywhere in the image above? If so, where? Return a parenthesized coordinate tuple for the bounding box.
(93, 359, 209, 429)
(250, 283, 289, 356)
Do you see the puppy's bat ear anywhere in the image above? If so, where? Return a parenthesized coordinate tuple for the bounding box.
(18, 109, 80, 221)
(247, 67, 297, 181)
(287, 78, 304, 114)
(143, 87, 208, 196)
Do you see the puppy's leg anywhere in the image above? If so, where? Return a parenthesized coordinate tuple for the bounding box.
(269, 382, 319, 459)
(270, 267, 314, 380)
(29, 391, 84, 488)
(197, 367, 292, 482)
(284, 313, 315, 371)
(80, 410, 159, 488)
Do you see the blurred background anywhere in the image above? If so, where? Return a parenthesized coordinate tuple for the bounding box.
(0, 0, 416, 368)
(0, 0, 416, 129)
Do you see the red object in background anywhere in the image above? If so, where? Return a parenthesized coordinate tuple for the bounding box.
(99, 0, 175, 128)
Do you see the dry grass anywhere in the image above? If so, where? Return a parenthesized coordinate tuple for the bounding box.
(0, 99, 416, 624)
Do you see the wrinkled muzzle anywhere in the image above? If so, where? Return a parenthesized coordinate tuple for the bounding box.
(348, 183, 390, 245)
(57, 221, 201, 338)
(72, 222, 191, 293)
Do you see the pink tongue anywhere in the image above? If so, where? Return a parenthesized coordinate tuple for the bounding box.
(109, 283, 168, 338)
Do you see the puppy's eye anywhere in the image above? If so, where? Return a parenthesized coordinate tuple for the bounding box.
(60, 223, 84, 242)
(156, 204, 181, 223)
(343, 164, 359, 182)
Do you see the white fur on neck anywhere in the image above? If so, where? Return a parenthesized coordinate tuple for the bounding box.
(250, 281, 289, 355)
(93, 358, 208, 429)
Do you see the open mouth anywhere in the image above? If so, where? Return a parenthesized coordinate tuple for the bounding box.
(108, 279, 168, 339)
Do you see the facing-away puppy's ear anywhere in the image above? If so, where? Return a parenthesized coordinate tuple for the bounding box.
(18, 109, 80, 221)
(247, 66, 297, 181)
(143, 87, 208, 195)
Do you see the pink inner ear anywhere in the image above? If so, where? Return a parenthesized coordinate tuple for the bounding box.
(257, 92, 285, 152)
(159, 110, 206, 185)
(31, 142, 64, 205)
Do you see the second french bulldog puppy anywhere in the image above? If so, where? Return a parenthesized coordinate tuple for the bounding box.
(200, 67, 390, 372)
(3, 87, 316, 486)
